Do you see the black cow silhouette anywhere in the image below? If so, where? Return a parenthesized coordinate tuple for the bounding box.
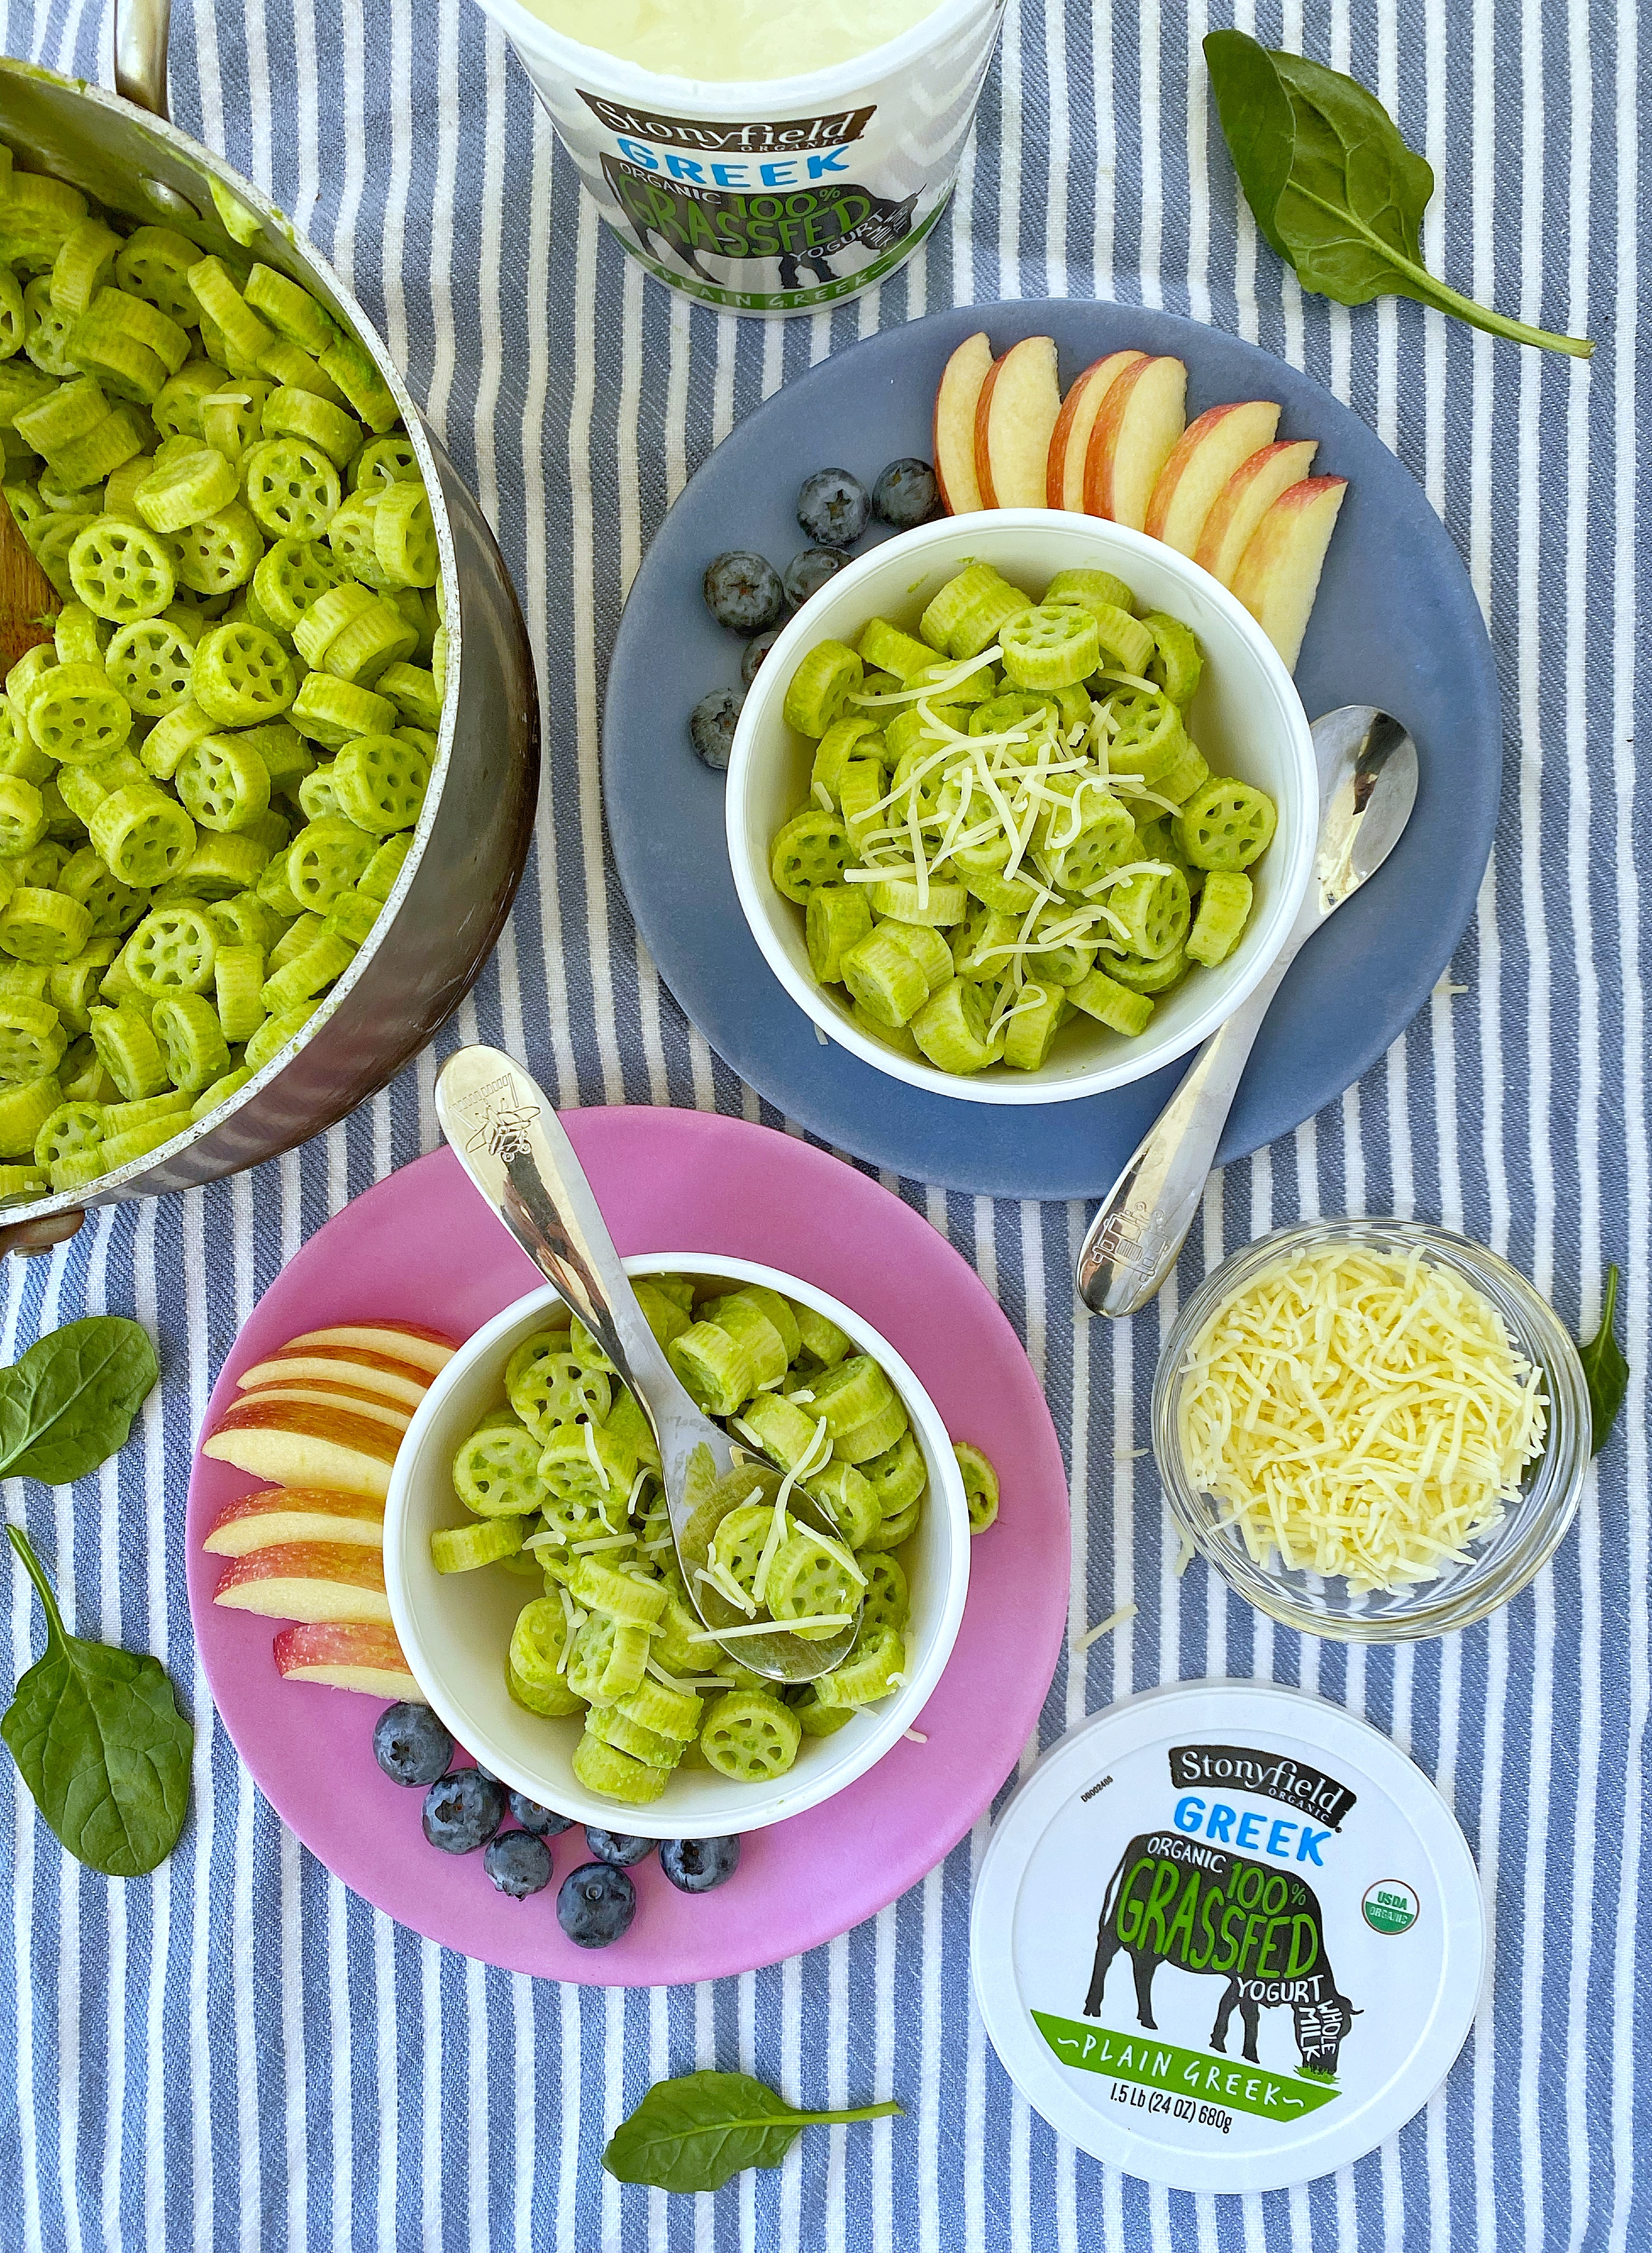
(1083, 1831, 1360, 2078)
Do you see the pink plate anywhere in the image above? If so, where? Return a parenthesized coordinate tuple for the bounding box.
(187, 1108, 1070, 1986)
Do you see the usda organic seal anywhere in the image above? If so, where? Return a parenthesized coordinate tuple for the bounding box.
(970, 1682, 1484, 2192)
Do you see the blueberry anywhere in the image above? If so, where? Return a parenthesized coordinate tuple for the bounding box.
(373, 1701, 454, 1788)
(872, 457, 940, 530)
(509, 1791, 573, 1836)
(660, 1836, 742, 1894)
(703, 550, 785, 634)
(797, 468, 869, 549)
(741, 628, 782, 687)
(584, 1826, 655, 1867)
(484, 1830, 554, 1899)
(558, 1860, 637, 1948)
(474, 1763, 501, 1784)
(421, 1767, 506, 1854)
(783, 546, 850, 611)
(689, 687, 744, 772)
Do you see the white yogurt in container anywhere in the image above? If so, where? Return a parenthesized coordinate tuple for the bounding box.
(470, 0, 1007, 314)
(972, 1681, 1486, 2191)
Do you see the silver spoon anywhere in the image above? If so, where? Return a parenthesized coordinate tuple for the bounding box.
(1075, 707, 1420, 1318)
(434, 1045, 861, 1682)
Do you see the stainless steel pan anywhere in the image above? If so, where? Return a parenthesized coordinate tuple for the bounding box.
(0, 1, 540, 1254)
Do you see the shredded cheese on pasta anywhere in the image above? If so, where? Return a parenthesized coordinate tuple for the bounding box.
(1177, 1246, 1548, 1592)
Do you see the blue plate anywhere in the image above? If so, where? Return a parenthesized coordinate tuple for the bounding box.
(603, 301, 1499, 1199)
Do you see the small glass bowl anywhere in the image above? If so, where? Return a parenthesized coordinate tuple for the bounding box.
(1152, 1219, 1592, 1642)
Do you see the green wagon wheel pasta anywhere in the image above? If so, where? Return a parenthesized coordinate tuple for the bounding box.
(1142, 611, 1205, 707)
(317, 334, 399, 434)
(1069, 966, 1156, 1036)
(769, 807, 853, 905)
(858, 1552, 911, 1635)
(252, 536, 347, 633)
(66, 316, 166, 406)
(285, 816, 374, 911)
(88, 1003, 168, 1100)
(806, 884, 873, 986)
(104, 616, 198, 718)
(1096, 943, 1188, 996)
(185, 256, 275, 365)
(244, 436, 341, 541)
(30, 510, 103, 599)
(288, 670, 394, 749)
(88, 783, 196, 887)
(212, 942, 266, 1043)
(1184, 869, 1253, 964)
(350, 435, 420, 493)
(330, 732, 428, 835)
(1103, 867, 1191, 962)
(0, 265, 23, 358)
(1106, 685, 1187, 783)
(25, 662, 132, 764)
(260, 930, 354, 1014)
(765, 1532, 860, 1639)
(429, 1517, 523, 1575)
(321, 598, 417, 686)
(261, 382, 361, 469)
(0, 996, 66, 1081)
(0, 774, 46, 858)
(68, 516, 176, 621)
(112, 226, 202, 327)
(49, 938, 121, 1032)
(199, 382, 273, 463)
(139, 696, 217, 781)
(293, 580, 375, 669)
(189, 1064, 251, 1121)
(911, 976, 1002, 1074)
(171, 502, 264, 597)
(952, 1440, 1000, 1533)
(453, 1421, 546, 1517)
(998, 601, 1102, 690)
(0, 885, 93, 965)
(244, 264, 337, 357)
(175, 731, 273, 834)
(83, 287, 190, 377)
(699, 1690, 802, 1783)
(782, 639, 862, 738)
(372, 481, 437, 587)
(373, 660, 441, 730)
(22, 277, 79, 379)
(151, 991, 230, 1092)
(813, 1621, 906, 1708)
(58, 845, 147, 936)
(134, 445, 239, 535)
(0, 1073, 60, 1158)
(151, 360, 227, 443)
(32, 1099, 104, 1173)
(1174, 778, 1278, 872)
(15, 373, 105, 456)
(52, 601, 111, 667)
(126, 902, 217, 996)
(190, 622, 296, 726)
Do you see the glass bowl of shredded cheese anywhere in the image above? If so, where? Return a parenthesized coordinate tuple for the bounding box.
(1153, 1221, 1591, 1639)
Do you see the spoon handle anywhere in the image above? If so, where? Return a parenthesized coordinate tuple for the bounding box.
(1075, 947, 1298, 1318)
(433, 1045, 682, 1414)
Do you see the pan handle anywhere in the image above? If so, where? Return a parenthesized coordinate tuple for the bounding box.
(0, 1210, 84, 1258)
(114, 0, 171, 122)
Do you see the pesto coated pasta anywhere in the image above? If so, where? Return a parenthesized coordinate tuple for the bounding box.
(0, 142, 447, 1202)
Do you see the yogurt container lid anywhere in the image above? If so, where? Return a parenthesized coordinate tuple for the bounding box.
(970, 1681, 1484, 2192)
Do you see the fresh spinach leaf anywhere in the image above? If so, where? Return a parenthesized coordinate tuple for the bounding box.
(0, 1316, 158, 1485)
(2, 1524, 192, 1877)
(603, 2070, 902, 2194)
(1579, 1264, 1629, 1456)
(1205, 31, 1592, 358)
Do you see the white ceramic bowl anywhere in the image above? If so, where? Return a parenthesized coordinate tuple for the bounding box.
(383, 1253, 971, 1838)
(725, 509, 1318, 1105)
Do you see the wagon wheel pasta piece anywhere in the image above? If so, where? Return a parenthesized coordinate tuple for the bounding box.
(175, 731, 273, 834)
(766, 1532, 861, 1641)
(88, 1003, 168, 1101)
(1174, 778, 1278, 872)
(0, 886, 93, 966)
(1184, 870, 1254, 966)
(699, 1690, 801, 1784)
(190, 622, 296, 727)
(0, 774, 47, 859)
(1068, 966, 1156, 1036)
(172, 502, 264, 598)
(198, 381, 273, 464)
(321, 599, 416, 687)
(372, 660, 441, 730)
(135, 445, 240, 536)
(1106, 685, 1188, 783)
(125, 901, 217, 997)
(32, 1097, 104, 1173)
(330, 732, 428, 835)
(48, 938, 121, 1033)
(151, 991, 230, 1092)
(88, 783, 196, 888)
(15, 373, 106, 457)
(769, 807, 853, 905)
(0, 265, 23, 358)
(243, 265, 337, 358)
(22, 276, 79, 378)
(244, 436, 341, 542)
(139, 695, 218, 781)
(113, 227, 202, 327)
(998, 602, 1101, 691)
(58, 845, 149, 937)
(911, 976, 1004, 1074)
(0, 1073, 64, 1158)
(252, 536, 348, 634)
(68, 516, 177, 622)
(317, 334, 399, 435)
(32, 510, 102, 598)
(185, 256, 275, 367)
(261, 383, 361, 470)
(285, 815, 374, 911)
(372, 482, 437, 588)
(350, 435, 420, 494)
(104, 616, 199, 719)
(151, 361, 228, 444)
(782, 639, 862, 738)
(0, 996, 67, 1082)
(259, 930, 354, 1015)
(1104, 867, 1192, 962)
(25, 662, 132, 765)
(293, 579, 376, 671)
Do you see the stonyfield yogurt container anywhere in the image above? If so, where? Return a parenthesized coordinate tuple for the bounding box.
(470, 0, 1007, 313)
(971, 1682, 1485, 2191)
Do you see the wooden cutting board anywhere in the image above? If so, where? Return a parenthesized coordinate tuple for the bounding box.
(0, 500, 59, 670)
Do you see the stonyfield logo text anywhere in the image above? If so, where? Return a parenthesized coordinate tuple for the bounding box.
(1168, 1745, 1358, 1831)
(578, 95, 875, 156)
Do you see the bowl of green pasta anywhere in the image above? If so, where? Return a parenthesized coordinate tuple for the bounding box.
(725, 510, 1317, 1104)
(383, 1253, 974, 1838)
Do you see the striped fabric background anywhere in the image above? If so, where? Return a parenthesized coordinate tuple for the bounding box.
(0, 0, 1644, 2245)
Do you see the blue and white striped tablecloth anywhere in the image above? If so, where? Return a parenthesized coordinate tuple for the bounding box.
(0, 1, 1645, 2246)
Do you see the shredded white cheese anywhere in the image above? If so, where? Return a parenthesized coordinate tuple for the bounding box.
(1177, 1246, 1549, 1591)
(686, 1614, 855, 1642)
(1075, 1602, 1138, 1653)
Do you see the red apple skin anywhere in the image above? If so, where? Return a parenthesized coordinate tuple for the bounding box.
(1230, 475, 1350, 672)
(1143, 399, 1282, 552)
(284, 1323, 456, 1374)
(204, 1489, 386, 1556)
(213, 1541, 392, 1625)
(1083, 355, 1187, 526)
(1193, 437, 1320, 586)
(1046, 351, 1146, 511)
(234, 1381, 413, 1433)
(202, 1398, 402, 1500)
(273, 1622, 425, 1701)
(932, 332, 992, 515)
(973, 336, 1061, 510)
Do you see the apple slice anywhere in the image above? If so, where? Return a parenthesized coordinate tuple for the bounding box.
(1145, 400, 1282, 556)
(204, 1488, 387, 1556)
(973, 333, 1064, 511)
(975, 336, 1061, 509)
(1046, 351, 1147, 511)
(234, 1381, 413, 1436)
(1193, 438, 1319, 587)
(213, 1541, 392, 1625)
(283, 1323, 456, 1375)
(202, 1398, 402, 1499)
(1230, 476, 1350, 672)
(273, 1621, 426, 1700)
(933, 332, 993, 515)
(1084, 355, 1188, 528)
(236, 1348, 430, 1410)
